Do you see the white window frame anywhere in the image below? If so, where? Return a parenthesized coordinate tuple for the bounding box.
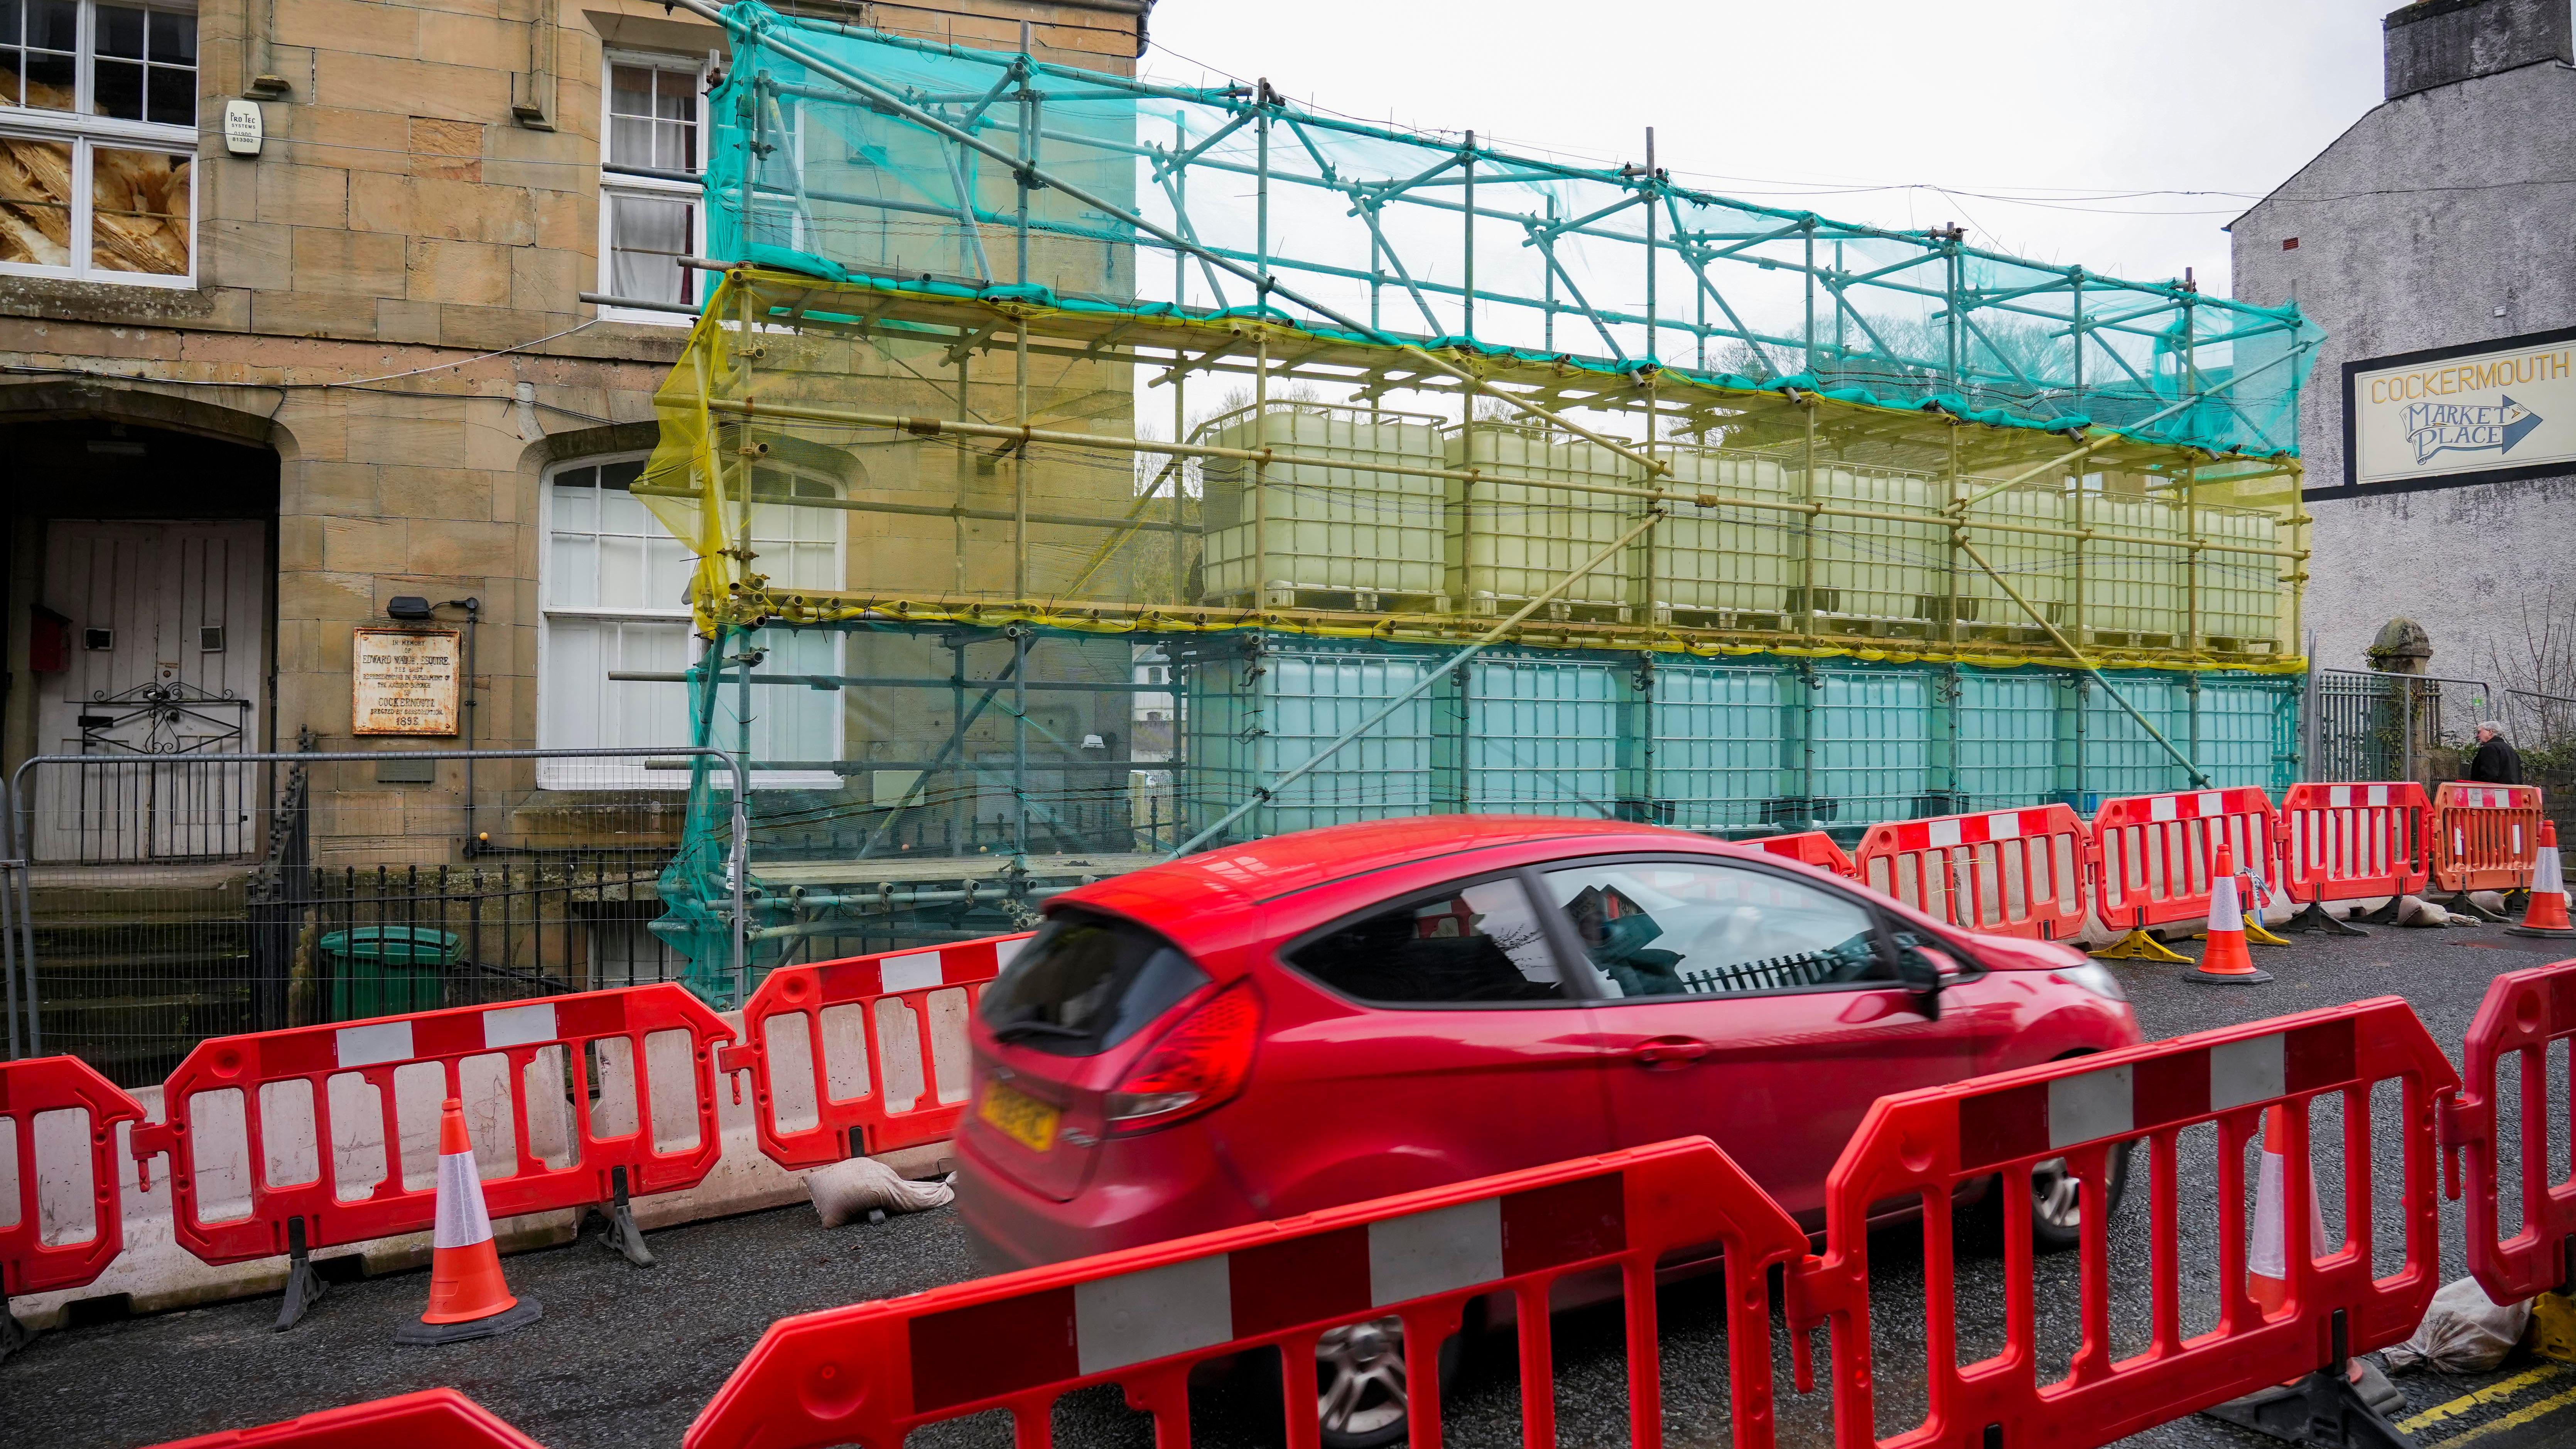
(597, 49, 710, 326)
(0, 0, 198, 287)
(536, 451, 845, 789)
(736, 86, 804, 258)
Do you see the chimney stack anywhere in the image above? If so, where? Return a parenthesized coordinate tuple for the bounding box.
(2384, 0, 2573, 101)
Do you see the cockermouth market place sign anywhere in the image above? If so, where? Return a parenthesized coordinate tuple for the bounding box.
(2336, 326, 2576, 498)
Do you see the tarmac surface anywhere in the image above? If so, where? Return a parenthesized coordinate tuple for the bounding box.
(8, 918, 2576, 1449)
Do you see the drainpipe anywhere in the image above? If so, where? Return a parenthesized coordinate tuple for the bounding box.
(446, 598, 481, 851)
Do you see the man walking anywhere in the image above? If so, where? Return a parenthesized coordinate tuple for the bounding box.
(2465, 721, 2524, 785)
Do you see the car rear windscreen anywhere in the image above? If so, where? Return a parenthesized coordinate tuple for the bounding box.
(978, 909, 1210, 1057)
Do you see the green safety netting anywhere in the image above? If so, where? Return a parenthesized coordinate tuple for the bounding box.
(652, 626, 2298, 988)
(696, 3, 2318, 459)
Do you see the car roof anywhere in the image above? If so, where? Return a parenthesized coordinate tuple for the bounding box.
(1047, 814, 1747, 946)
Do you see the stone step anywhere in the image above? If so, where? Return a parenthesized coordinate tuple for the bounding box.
(37, 980, 250, 1016)
(24, 863, 254, 920)
(33, 959, 252, 1000)
(28, 917, 252, 941)
(20, 916, 252, 973)
(32, 1030, 219, 1089)
(27, 917, 252, 942)
(35, 993, 254, 1087)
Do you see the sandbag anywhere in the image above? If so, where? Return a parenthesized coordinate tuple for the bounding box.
(2383, 1275, 2529, 1374)
(2392, 895, 2458, 927)
(809, 1155, 955, 1228)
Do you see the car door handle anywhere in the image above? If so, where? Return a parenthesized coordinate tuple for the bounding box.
(1630, 1037, 1710, 1068)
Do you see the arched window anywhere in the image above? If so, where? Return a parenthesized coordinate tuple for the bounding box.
(537, 452, 845, 787)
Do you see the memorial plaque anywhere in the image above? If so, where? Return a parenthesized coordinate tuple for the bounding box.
(352, 627, 462, 736)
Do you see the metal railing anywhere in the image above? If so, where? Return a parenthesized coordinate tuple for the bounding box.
(2, 747, 749, 1073)
(2309, 669, 2501, 785)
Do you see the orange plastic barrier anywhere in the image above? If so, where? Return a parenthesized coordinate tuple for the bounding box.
(2090, 786, 2281, 934)
(1755, 830, 1857, 878)
(685, 1137, 1811, 1449)
(2442, 958, 2576, 1304)
(2, 1055, 146, 1300)
(2429, 782, 2544, 895)
(2277, 781, 2431, 907)
(721, 933, 1026, 1170)
(144, 1388, 544, 1448)
(132, 985, 733, 1268)
(1854, 805, 2090, 941)
(1795, 997, 2455, 1449)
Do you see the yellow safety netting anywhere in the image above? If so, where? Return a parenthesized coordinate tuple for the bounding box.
(639, 269, 2307, 675)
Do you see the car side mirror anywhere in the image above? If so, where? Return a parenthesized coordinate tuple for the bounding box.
(1889, 931, 1945, 1019)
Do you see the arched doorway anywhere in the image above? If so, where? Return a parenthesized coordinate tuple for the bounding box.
(0, 404, 281, 863)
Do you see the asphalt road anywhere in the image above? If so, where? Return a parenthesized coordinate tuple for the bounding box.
(8, 921, 2576, 1449)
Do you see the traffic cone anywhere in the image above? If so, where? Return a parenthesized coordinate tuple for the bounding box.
(2247, 1105, 2324, 1314)
(394, 1098, 542, 1346)
(2186, 844, 2271, 984)
(2507, 821, 2576, 939)
(2205, 1107, 2409, 1432)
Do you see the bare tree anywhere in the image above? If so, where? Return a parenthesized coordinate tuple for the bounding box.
(2477, 583, 2576, 749)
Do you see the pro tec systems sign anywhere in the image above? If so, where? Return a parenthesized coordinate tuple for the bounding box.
(2336, 326, 2576, 498)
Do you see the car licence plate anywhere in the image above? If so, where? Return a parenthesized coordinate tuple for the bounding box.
(978, 1080, 1060, 1152)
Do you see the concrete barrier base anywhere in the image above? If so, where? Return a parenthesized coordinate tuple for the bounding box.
(8, 1008, 958, 1334)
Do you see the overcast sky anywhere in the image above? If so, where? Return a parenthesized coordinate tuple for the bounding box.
(1145, 1, 2400, 298)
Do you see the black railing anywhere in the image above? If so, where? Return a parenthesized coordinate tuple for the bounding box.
(290, 854, 680, 1027)
(42, 853, 685, 1089)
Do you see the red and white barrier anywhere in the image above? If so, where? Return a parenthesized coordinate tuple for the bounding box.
(2088, 787, 2280, 958)
(686, 1137, 1810, 1449)
(1755, 830, 1857, 878)
(1854, 804, 2090, 942)
(131, 984, 733, 1271)
(144, 1388, 543, 1448)
(93, 981, 2499, 1449)
(1796, 997, 2455, 1449)
(2430, 782, 2544, 902)
(2443, 958, 2576, 1305)
(2276, 781, 2431, 923)
(2, 1055, 147, 1351)
(721, 933, 1024, 1170)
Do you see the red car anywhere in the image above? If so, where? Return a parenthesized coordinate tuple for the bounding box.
(957, 816, 2140, 1444)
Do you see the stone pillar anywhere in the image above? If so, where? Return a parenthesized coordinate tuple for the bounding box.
(2365, 617, 2441, 789)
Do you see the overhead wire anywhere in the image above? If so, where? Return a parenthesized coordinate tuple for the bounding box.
(0, 316, 609, 409)
(1137, 36, 2273, 219)
(1138, 36, 2575, 219)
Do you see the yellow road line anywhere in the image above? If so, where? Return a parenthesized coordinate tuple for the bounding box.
(2400, 1364, 2570, 1434)
(2421, 1380, 2576, 1448)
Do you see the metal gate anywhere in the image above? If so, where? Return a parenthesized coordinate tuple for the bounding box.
(2310, 669, 2500, 784)
(2311, 670, 2410, 782)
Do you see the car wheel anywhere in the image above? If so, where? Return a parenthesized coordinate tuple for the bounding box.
(2022, 1140, 2132, 1254)
(1313, 1311, 1473, 1449)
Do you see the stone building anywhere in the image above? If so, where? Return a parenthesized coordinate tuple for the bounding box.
(0, 0, 1151, 870)
(2229, 0, 2576, 705)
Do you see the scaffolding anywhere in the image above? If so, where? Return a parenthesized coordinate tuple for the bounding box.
(631, 4, 2321, 991)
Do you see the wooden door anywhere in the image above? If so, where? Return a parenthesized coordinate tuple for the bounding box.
(35, 521, 267, 862)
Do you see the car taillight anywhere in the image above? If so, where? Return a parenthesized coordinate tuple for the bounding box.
(1104, 981, 1261, 1133)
